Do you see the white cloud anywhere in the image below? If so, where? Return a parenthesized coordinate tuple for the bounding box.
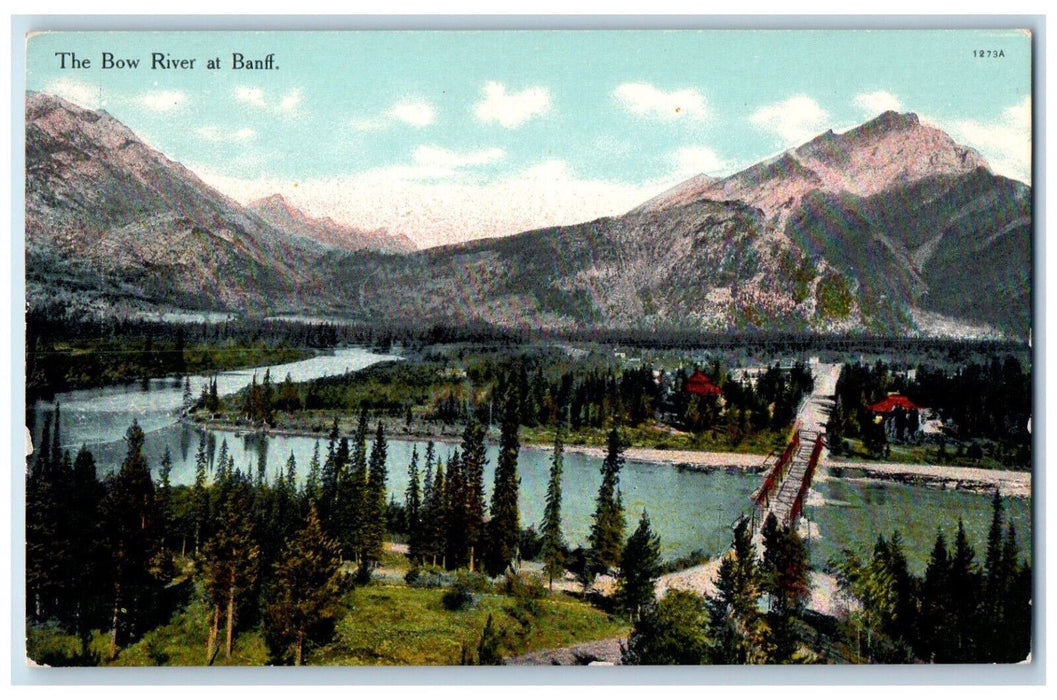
(474, 82, 551, 128)
(413, 145, 503, 169)
(672, 146, 730, 178)
(278, 89, 303, 114)
(388, 99, 435, 127)
(42, 77, 104, 110)
(350, 98, 437, 131)
(944, 96, 1032, 183)
(854, 90, 903, 116)
(234, 86, 266, 108)
(135, 90, 187, 112)
(614, 83, 709, 121)
(749, 95, 831, 145)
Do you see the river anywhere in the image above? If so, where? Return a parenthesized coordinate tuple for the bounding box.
(26, 347, 1032, 572)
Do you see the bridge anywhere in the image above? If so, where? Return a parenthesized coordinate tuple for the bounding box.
(747, 363, 840, 543)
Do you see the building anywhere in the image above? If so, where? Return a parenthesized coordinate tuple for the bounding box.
(684, 370, 724, 398)
(867, 393, 923, 442)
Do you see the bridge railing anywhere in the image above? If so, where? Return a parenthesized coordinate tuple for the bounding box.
(752, 430, 799, 509)
(787, 434, 825, 526)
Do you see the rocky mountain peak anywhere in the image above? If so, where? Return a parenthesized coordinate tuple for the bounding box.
(633, 110, 990, 223)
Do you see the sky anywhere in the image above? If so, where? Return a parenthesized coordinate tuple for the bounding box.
(26, 29, 1032, 248)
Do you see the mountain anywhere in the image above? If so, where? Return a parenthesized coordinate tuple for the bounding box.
(248, 194, 416, 254)
(25, 91, 326, 313)
(626, 111, 1029, 337)
(316, 198, 837, 332)
(634, 112, 989, 226)
(25, 93, 1031, 339)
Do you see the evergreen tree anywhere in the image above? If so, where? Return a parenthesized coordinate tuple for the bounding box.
(26, 409, 59, 621)
(588, 426, 626, 575)
(157, 446, 174, 549)
(445, 449, 468, 570)
(182, 375, 194, 411)
(617, 510, 662, 622)
(425, 454, 447, 567)
(460, 421, 487, 571)
(99, 420, 158, 660)
(358, 422, 388, 578)
(623, 590, 712, 665)
(1000, 523, 1032, 662)
(68, 445, 105, 653)
(405, 446, 423, 563)
(706, 518, 767, 664)
(201, 473, 260, 662)
(540, 428, 566, 590)
(319, 418, 341, 527)
(264, 507, 345, 666)
(948, 520, 981, 661)
(192, 432, 210, 553)
(485, 390, 521, 577)
(475, 613, 503, 665)
(917, 530, 952, 662)
(344, 408, 370, 562)
(305, 440, 322, 508)
(759, 513, 810, 662)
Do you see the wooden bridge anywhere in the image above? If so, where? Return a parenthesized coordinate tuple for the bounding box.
(746, 362, 839, 542)
(749, 427, 826, 538)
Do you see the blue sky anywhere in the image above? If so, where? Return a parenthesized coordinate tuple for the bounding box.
(26, 30, 1032, 247)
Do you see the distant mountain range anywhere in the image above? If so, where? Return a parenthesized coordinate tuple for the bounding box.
(24, 92, 1032, 339)
(247, 193, 415, 254)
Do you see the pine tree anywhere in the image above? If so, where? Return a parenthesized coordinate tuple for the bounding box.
(405, 446, 423, 563)
(759, 513, 809, 662)
(949, 519, 981, 661)
(182, 375, 193, 411)
(484, 391, 521, 577)
(305, 440, 322, 509)
(319, 419, 341, 527)
(617, 510, 662, 622)
(474, 613, 503, 665)
(358, 422, 388, 578)
(202, 473, 260, 662)
(1000, 523, 1032, 662)
(216, 438, 229, 481)
(157, 446, 174, 550)
(981, 490, 1008, 660)
(623, 589, 712, 665)
(193, 432, 210, 553)
(541, 428, 566, 590)
(26, 409, 58, 621)
(425, 453, 447, 567)
(917, 530, 952, 662)
(707, 518, 767, 664)
(69, 445, 105, 653)
(588, 426, 626, 575)
(460, 421, 487, 571)
(444, 450, 467, 570)
(345, 408, 370, 561)
(100, 420, 158, 660)
(265, 507, 345, 665)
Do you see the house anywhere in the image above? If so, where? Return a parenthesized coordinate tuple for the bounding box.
(867, 393, 923, 442)
(684, 370, 724, 398)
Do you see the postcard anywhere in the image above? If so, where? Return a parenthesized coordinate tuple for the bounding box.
(20, 27, 1034, 670)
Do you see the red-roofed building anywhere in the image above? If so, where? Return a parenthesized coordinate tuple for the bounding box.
(685, 371, 724, 398)
(867, 394, 921, 413)
(867, 393, 923, 442)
